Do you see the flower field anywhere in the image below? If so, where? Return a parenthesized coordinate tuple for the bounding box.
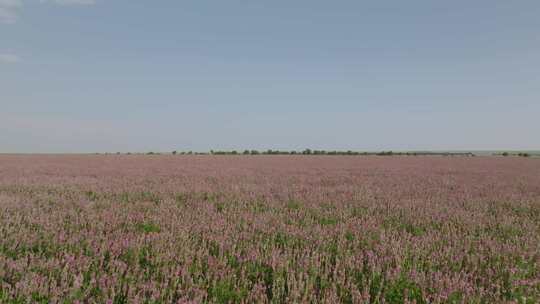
(0, 155, 539, 303)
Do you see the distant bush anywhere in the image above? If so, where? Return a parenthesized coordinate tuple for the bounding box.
(502, 152, 509, 157)
(211, 150, 241, 155)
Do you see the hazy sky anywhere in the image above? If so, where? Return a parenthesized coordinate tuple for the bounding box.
(1, 1, 539, 153)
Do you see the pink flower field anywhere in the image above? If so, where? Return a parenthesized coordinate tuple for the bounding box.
(0, 155, 539, 303)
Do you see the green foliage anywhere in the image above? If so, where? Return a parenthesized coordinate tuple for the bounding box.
(446, 291, 463, 303)
(139, 191, 162, 205)
(351, 206, 369, 218)
(272, 232, 305, 250)
(245, 261, 274, 300)
(31, 292, 50, 304)
(325, 239, 339, 267)
(119, 248, 137, 266)
(85, 190, 99, 201)
(369, 273, 384, 301)
(0, 289, 25, 304)
(383, 216, 426, 237)
(135, 222, 161, 234)
(215, 202, 225, 213)
(317, 216, 338, 226)
(286, 200, 300, 211)
(113, 292, 128, 304)
(174, 193, 188, 206)
(208, 240, 220, 257)
(384, 276, 425, 304)
(491, 224, 523, 242)
(198, 191, 218, 202)
(138, 246, 159, 280)
(314, 274, 331, 299)
(208, 279, 247, 304)
(345, 231, 355, 242)
(251, 200, 270, 213)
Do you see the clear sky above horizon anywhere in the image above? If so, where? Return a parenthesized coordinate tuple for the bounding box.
(1, 1, 539, 153)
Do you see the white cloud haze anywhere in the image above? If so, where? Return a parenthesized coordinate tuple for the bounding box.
(0, 0, 22, 24)
(1, 0, 94, 23)
(40, 0, 95, 5)
(0, 8, 18, 23)
(0, 53, 20, 63)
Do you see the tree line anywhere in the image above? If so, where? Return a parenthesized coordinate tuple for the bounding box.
(165, 150, 477, 156)
(499, 152, 531, 157)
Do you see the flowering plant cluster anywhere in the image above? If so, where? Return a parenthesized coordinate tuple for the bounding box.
(0, 155, 539, 303)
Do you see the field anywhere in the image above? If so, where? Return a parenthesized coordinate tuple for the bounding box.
(0, 155, 539, 303)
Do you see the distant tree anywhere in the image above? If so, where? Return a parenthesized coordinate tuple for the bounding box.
(502, 152, 509, 157)
(377, 151, 394, 156)
(172, 150, 177, 155)
(250, 150, 260, 155)
(303, 149, 312, 155)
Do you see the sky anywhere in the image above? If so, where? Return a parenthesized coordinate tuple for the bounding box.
(1, 1, 539, 153)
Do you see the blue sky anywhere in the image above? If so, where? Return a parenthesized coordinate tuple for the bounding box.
(1, 1, 539, 153)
